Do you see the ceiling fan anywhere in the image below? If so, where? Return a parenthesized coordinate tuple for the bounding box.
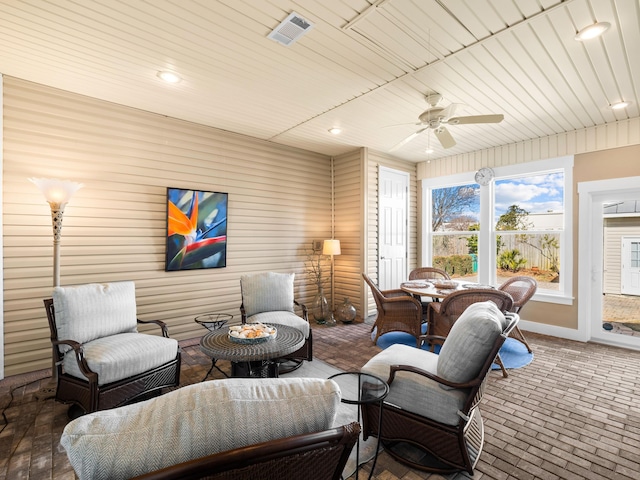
(390, 93, 504, 151)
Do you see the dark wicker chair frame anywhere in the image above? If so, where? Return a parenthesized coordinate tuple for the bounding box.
(408, 267, 451, 318)
(43, 298, 181, 415)
(132, 422, 361, 480)
(427, 289, 514, 377)
(363, 273, 423, 347)
(408, 267, 451, 282)
(498, 275, 537, 353)
(240, 299, 312, 373)
(361, 313, 519, 475)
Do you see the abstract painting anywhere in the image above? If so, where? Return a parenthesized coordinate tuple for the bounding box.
(165, 187, 228, 271)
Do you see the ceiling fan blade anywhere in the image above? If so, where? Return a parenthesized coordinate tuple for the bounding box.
(438, 103, 458, 120)
(434, 127, 456, 149)
(389, 127, 429, 151)
(447, 114, 504, 125)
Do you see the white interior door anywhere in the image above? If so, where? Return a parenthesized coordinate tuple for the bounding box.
(378, 167, 408, 290)
(621, 237, 640, 295)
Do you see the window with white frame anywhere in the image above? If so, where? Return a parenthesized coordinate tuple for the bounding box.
(422, 156, 573, 304)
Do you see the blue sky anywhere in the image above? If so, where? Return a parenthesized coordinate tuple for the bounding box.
(495, 172, 564, 215)
(456, 172, 565, 222)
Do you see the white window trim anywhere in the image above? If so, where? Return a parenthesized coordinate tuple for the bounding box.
(421, 156, 574, 305)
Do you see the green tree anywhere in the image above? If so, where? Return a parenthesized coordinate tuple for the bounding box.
(496, 205, 531, 231)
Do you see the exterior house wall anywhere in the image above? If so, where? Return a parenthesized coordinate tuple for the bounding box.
(603, 217, 640, 294)
(2, 77, 333, 376)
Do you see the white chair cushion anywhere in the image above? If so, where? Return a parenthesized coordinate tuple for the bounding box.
(62, 333, 178, 386)
(361, 344, 467, 426)
(437, 301, 505, 385)
(241, 272, 295, 317)
(52, 282, 138, 353)
(248, 311, 310, 338)
(60, 377, 340, 480)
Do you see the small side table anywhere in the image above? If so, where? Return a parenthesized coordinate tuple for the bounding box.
(328, 372, 389, 480)
(195, 313, 234, 380)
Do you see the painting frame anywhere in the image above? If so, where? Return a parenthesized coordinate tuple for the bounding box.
(165, 187, 228, 271)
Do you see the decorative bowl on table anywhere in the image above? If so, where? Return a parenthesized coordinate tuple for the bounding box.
(462, 283, 495, 290)
(228, 324, 277, 344)
(402, 281, 432, 288)
(432, 280, 458, 289)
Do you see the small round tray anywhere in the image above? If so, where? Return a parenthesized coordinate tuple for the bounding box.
(228, 325, 277, 344)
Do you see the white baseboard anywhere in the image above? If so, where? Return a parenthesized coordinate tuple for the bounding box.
(518, 318, 586, 342)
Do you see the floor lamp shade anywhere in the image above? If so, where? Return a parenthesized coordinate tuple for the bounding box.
(29, 177, 83, 287)
(323, 239, 341, 256)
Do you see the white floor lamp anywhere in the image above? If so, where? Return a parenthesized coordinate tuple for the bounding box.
(29, 177, 83, 382)
(322, 239, 341, 317)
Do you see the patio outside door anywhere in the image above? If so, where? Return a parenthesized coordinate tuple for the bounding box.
(378, 166, 408, 291)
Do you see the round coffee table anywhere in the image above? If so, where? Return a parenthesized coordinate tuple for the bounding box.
(200, 324, 305, 378)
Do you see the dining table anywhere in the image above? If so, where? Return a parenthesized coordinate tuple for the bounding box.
(400, 279, 497, 300)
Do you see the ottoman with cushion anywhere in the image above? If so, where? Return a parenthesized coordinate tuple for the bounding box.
(360, 301, 519, 475)
(60, 377, 359, 480)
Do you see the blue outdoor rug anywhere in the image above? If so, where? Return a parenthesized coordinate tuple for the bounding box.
(372, 325, 533, 371)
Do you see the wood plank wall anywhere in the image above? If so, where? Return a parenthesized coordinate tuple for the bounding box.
(364, 149, 417, 318)
(3, 77, 333, 376)
(333, 149, 364, 318)
(418, 118, 640, 180)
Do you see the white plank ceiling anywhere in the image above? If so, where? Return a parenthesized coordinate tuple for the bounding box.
(0, 0, 637, 162)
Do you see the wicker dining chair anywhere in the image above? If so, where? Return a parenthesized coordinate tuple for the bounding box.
(498, 276, 537, 353)
(408, 267, 451, 282)
(427, 288, 514, 377)
(408, 267, 452, 318)
(363, 273, 423, 347)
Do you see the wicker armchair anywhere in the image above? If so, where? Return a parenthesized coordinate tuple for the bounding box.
(427, 288, 513, 376)
(132, 423, 360, 480)
(240, 272, 312, 373)
(44, 282, 181, 417)
(361, 302, 519, 475)
(408, 267, 451, 318)
(498, 276, 537, 353)
(60, 377, 357, 480)
(363, 273, 423, 346)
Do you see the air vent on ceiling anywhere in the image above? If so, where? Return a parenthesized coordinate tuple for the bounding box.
(267, 12, 314, 46)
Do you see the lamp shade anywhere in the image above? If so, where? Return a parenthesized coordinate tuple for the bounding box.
(323, 239, 341, 256)
(29, 177, 83, 204)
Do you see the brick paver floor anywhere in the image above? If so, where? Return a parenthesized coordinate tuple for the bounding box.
(1, 321, 640, 479)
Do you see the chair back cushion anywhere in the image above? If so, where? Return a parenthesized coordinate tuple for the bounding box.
(241, 272, 295, 316)
(437, 301, 505, 385)
(52, 282, 138, 351)
(61, 377, 340, 480)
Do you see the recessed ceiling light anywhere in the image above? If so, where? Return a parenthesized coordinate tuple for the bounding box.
(574, 22, 611, 41)
(328, 127, 342, 135)
(610, 101, 631, 110)
(425, 148, 434, 154)
(157, 70, 182, 83)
